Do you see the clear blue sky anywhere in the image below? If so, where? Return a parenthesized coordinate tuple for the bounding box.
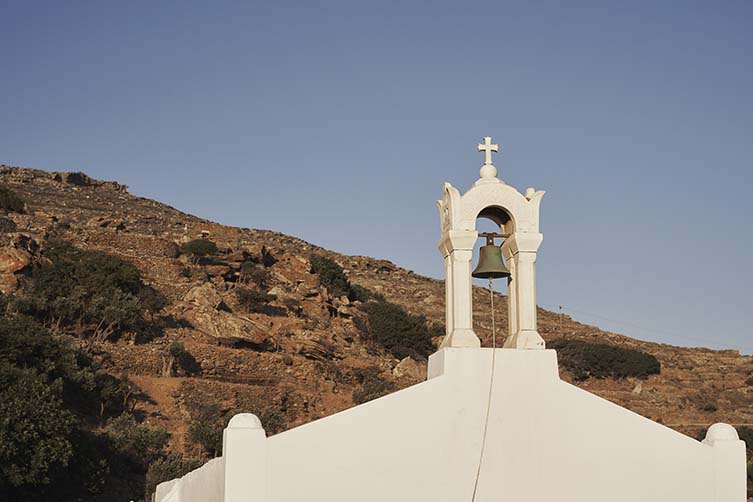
(2, 1, 752, 353)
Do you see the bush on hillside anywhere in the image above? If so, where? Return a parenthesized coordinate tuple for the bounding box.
(138, 286, 168, 321)
(0, 217, 17, 233)
(18, 240, 167, 343)
(0, 364, 75, 488)
(356, 301, 436, 360)
(736, 427, 753, 496)
(162, 341, 200, 377)
(240, 262, 270, 289)
(256, 406, 287, 435)
(689, 391, 719, 413)
(145, 454, 203, 502)
(0, 298, 157, 499)
(105, 413, 170, 467)
(187, 401, 225, 458)
(310, 254, 350, 298)
(236, 287, 284, 316)
(352, 367, 396, 404)
(0, 186, 26, 213)
(548, 339, 661, 381)
(349, 283, 382, 303)
(181, 239, 218, 263)
(261, 245, 277, 268)
(186, 388, 288, 458)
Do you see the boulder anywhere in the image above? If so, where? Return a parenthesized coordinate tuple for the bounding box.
(267, 286, 286, 297)
(184, 284, 224, 310)
(296, 335, 341, 361)
(0, 247, 30, 274)
(182, 308, 272, 349)
(0, 246, 30, 294)
(393, 357, 424, 380)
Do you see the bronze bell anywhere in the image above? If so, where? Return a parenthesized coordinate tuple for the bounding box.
(472, 234, 511, 279)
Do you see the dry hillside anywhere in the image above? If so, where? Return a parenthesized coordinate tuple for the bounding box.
(0, 165, 751, 499)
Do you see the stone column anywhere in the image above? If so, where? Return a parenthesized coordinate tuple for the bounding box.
(443, 254, 453, 339)
(502, 232, 545, 349)
(501, 244, 518, 338)
(223, 414, 267, 502)
(439, 229, 480, 348)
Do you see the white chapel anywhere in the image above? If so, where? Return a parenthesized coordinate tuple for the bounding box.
(155, 138, 747, 502)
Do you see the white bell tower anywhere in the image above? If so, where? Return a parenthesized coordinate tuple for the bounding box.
(436, 136, 546, 349)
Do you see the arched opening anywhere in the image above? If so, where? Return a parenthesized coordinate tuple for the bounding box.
(472, 205, 513, 346)
(476, 205, 514, 234)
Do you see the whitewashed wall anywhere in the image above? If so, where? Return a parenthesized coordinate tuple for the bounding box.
(156, 348, 747, 502)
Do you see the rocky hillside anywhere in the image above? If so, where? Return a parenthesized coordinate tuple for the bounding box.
(1, 165, 751, 498)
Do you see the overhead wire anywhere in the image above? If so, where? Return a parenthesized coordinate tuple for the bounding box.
(471, 277, 498, 501)
(540, 302, 753, 354)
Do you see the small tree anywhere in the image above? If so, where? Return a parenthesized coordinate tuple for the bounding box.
(138, 286, 167, 321)
(161, 341, 199, 377)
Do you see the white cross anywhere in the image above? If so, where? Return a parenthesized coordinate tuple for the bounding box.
(477, 136, 498, 165)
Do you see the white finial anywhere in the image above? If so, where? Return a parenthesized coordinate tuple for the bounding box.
(477, 136, 499, 179)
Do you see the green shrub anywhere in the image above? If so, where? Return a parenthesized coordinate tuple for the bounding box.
(20, 240, 166, 342)
(0, 186, 25, 213)
(0, 217, 17, 233)
(0, 309, 152, 498)
(187, 401, 224, 457)
(94, 372, 139, 419)
(310, 254, 350, 298)
(240, 263, 270, 288)
(0, 364, 75, 488)
(239, 261, 259, 284)
(690, 391, 719, 413)
(702, 401, 718, 412)
(166, 341, 200, 376)
(105, 413, 170, 467)
(186, 390, 288, 457)
(358, 301, 436, 360)
(181, 239, 218, 262)
(138, 286, 168, 321)
(283, 297, 302, 316)
(548, 339, 661, 381)
(261, 245, 277, 267)
(349, 284, 375, 302)
(257, 406, 287, 435)
(236, 287, 283, 315)
(352, 368, 395, 404)
(145, 454, 203, 501)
